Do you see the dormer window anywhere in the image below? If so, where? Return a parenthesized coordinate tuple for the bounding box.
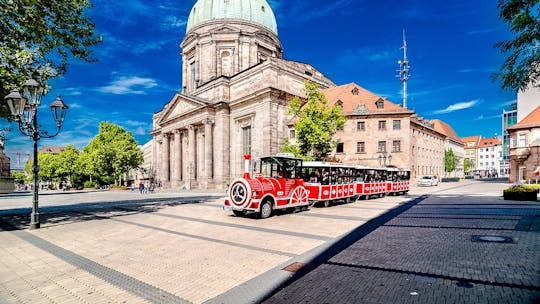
(261, 6, 265, 12)
(352, 88, 359, 95)
(376, 98, 384, 109)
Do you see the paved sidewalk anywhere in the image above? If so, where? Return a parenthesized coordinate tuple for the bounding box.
(0, 181, 538, 303)
(263, 181, 540, 303)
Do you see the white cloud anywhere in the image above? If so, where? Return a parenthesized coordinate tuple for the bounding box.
(432, 99, 479, 115)
(97, 76, 158, 95)
(474, 114, 500, 121)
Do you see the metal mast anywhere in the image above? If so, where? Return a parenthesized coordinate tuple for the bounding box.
(397, 30, 410, 109)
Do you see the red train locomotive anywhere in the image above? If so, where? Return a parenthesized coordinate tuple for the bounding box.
(224, 154, 410, 218)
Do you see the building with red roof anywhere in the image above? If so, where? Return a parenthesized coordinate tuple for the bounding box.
(477, 137, 502, 177)
(432, 119, 465, 177)
(303, 83, 449, 181)
(506, 105, 540, 183)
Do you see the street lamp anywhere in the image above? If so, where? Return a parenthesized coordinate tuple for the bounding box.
(4, 79, 68, 229)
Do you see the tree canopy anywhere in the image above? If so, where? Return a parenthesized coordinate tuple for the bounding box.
(80, 122, 143, 185)
(0, 0, 101, 119)
(284, 81, 345, 160)
(444, 149, 458, 173)
(493, 0, 540, 92)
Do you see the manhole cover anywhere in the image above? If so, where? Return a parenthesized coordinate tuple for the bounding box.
(282, 262, 307, 273)
(471, 235, 514, 243)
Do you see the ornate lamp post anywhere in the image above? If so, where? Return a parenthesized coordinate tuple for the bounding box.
(4, 79, 68, 229)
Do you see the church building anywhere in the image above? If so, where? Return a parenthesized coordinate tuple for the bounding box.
(151, 0, 334, 189)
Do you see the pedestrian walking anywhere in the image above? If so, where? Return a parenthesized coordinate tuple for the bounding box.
(138, 182, 144, 194)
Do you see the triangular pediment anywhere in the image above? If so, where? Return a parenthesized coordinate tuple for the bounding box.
(159, 93, 208, 124)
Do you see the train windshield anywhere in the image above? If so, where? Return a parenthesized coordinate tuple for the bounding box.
(259, 156, 302, 179)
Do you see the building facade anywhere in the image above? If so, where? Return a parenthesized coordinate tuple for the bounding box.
(477, 137, 502, 177)
(502, 102, 517, 176)
(461, 136, 481, 174)
(317, 83, 446, 182)
(507, 105, 540, 183)
(432, 119, 465, 178)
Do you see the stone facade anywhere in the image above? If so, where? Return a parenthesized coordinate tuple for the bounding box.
(0, 138, 14, 194)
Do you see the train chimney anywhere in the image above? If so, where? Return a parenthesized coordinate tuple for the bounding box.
(243, 154, 251, 179)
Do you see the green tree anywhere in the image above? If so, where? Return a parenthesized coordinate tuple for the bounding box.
(444, 149, 458, 174)
(287, 81, 345, 160)
(55, 145, 81, 186)
(11, 171, 28, 185)
(464, 158, 473, 173)
(493, 0, 540, 92)
(0, 0, 101, 119)
(80, 122, 143, 185)
(25, 152, 57, 186)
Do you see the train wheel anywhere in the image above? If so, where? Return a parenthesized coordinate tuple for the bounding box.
(323, 200, 330, 208)
(233, 210, 244, 217)
(290, 187, 309, 206)
(260, 201, 273, 219)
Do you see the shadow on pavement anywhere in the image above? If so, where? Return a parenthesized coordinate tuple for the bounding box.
(0, 195, 222, 231)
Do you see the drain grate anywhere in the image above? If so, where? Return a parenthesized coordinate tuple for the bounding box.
(471, 235, 514, 244)
(282, 262, 307, 273)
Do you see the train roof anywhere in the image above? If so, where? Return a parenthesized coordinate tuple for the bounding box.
(302, 161, 356, 168)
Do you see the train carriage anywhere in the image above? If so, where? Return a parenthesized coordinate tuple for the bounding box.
(355, 166, 388, 199)
(386, 167, 411, 195)
(302, 162, 357, 207)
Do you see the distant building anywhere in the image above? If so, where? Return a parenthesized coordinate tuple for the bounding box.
(507, 105, 540, 183)
(477, 137, 503, 177)
(501, 102, 518, 176)
(126, 141, 155, 187)
(461, 136, 481, 173)
(320, 83, 446, 182)
(39, 146, 65, 154)
(432, 119, 464, 178)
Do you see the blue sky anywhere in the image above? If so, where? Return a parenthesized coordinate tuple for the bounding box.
(2, 0, 516, 168)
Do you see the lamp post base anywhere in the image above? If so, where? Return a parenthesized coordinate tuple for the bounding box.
(30, 212, 40, 229)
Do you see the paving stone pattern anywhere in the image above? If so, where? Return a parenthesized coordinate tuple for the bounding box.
(265, 190, 540, 303)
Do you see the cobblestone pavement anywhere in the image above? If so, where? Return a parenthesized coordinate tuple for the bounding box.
(0, 181, 538, 304)
(264, 182, 540, 304)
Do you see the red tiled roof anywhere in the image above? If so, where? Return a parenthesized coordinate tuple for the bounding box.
(507, 105, 540, 130)
(461, 136, 481, 149)
(478, 137, 501, 148)
(431, 119, 461, 142)
(322, 83, 413, 115)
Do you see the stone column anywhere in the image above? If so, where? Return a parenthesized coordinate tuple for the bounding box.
(162, 133, 170, 184)
(204, 119, 214, 181)
(174, 130, 182, 183)
(188, 125, 196, 183)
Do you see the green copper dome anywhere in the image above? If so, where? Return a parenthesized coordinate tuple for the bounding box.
(186, 0, 278, 34)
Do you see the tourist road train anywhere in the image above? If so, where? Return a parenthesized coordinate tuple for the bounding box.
(224, 153, 410, 218)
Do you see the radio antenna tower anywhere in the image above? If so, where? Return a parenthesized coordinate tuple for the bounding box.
(397, 30, 410, 109)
